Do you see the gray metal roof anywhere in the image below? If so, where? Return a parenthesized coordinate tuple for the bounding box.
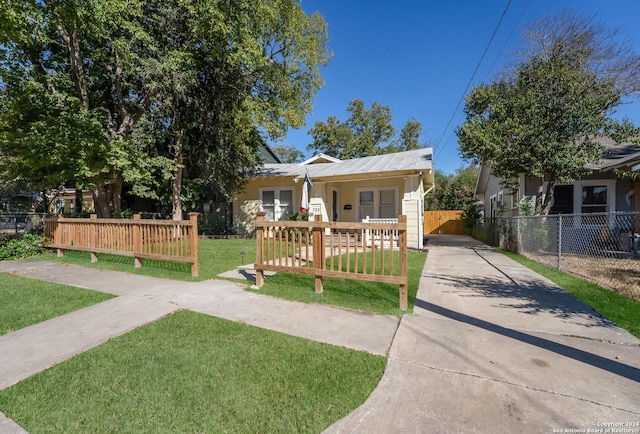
(258, 147, 434, 179)
(585, 137, 640, 171)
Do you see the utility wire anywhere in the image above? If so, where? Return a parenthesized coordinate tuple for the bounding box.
(482, 0, 532, 83)
(434, 0, 513, 162)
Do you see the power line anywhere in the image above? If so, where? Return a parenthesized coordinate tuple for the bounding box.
(434, 0, 513, 162)
(482, 0, 532, 83)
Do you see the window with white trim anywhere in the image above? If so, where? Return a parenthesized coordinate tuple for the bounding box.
(572, 180, 615, 215)
(259, 187, 293, 221)
(357, 187, 398, 220)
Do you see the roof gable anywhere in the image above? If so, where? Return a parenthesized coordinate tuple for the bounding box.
(300, 153, 341, 165)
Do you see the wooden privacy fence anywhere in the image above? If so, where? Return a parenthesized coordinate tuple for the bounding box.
(44, 213, 199, 277)
(424, 210, 465, 235)
(254, 213, 409, 310)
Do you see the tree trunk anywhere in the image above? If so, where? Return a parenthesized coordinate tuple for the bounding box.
(172, 133, 185, 221)
(75, 189, 83, 215)
(93, 184, 110, 218)
(110, 172, 125, 216)
(535, 179, 545, 215)
(541, 177, 557, 216)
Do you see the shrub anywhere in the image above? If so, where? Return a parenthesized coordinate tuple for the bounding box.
(0, 234, 45, 260)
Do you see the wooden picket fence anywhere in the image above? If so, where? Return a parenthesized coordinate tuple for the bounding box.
(254, 213, 409, 310)
(44, 213, 199, 277)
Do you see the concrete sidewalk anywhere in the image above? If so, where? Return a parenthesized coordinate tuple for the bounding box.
(324, 235, 640, 433)
(0, 260, 400, 433)
(1, 235, 639, 433)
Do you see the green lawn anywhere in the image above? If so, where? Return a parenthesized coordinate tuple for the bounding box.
(499, 250, 640, 339)
(0, 273, 113, 335)
(253, 250, 428, 316)
(33, 239, 426, 315)
(36, 238, 256, 281)
(0, 310, 386, 433)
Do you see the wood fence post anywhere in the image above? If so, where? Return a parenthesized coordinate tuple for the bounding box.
(54, 215, 64, 258)
(89, 214, 98, 262)
(398, 215, 408, 310)
(132, 214, 142, 268)
(255, 212, 265, 287)
(313, 213, 324, 293)
(189, 212, 199, 277)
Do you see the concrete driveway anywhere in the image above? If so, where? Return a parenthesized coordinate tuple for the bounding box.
(324, 235, 640, 433)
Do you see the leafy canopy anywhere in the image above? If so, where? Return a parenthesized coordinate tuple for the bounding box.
(307, 99, 423, 159)
(457, 12, 640, 215)
(424, 166, 479, 211)
(0, 0, 331, 217)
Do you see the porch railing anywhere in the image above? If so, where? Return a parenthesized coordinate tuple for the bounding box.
(361, 216, 399, 247)
(44, 213, 200, 277)
(254, 213, 409, 310)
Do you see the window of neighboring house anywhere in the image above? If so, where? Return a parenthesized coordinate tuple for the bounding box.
(357, 188, 397, 220)
(550, 185, 574, 214)
(259, 188, 293, 221)
(581, 185, 608, 213)
(489, 194, 497, 221)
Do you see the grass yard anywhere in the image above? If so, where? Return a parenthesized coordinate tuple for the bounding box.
(0, 273, 113, 335)
(0, 310, 386, 433)
(35, 238, 256, 282)
(32, 239, 427, 315)
(499, 250, 640, 339)
(252, 250, 428, 316)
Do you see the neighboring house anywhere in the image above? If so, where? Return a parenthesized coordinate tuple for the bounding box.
(49, 189, 95, 215)
(233, 148, 435, 249)
(475, 138, 640, 220)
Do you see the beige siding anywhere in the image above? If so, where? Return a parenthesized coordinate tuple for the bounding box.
(234, 174, 426, 248)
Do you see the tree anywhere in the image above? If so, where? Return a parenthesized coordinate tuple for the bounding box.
(307, 99, 423, 159)
(424, 166, 478, 211)
(0, 0, 174, 217)
(0, 0, 331, 219)
(272, 144, 305, 163)
(457, 12, 640, 215)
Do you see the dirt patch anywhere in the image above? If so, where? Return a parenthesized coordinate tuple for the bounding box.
(522, 251, 640, 302)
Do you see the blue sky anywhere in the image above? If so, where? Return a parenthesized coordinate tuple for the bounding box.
(271, 0, 640, 175)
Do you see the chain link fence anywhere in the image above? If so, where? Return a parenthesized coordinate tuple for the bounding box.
(0, 213, 47, 235)
(476, 212, 640, 301)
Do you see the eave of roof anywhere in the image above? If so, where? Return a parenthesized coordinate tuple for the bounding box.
(585, 138, 640, 172)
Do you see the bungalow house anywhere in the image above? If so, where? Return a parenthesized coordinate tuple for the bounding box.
(233, 147, 435, 249)
(475, 138, 640, 220)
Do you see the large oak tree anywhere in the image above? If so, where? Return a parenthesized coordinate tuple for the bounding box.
(0, 0, 330, 218)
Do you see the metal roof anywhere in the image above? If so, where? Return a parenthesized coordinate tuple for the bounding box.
(258, 148, 434, 180)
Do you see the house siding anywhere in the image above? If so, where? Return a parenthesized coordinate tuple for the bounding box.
(234, 175, 426, 248)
